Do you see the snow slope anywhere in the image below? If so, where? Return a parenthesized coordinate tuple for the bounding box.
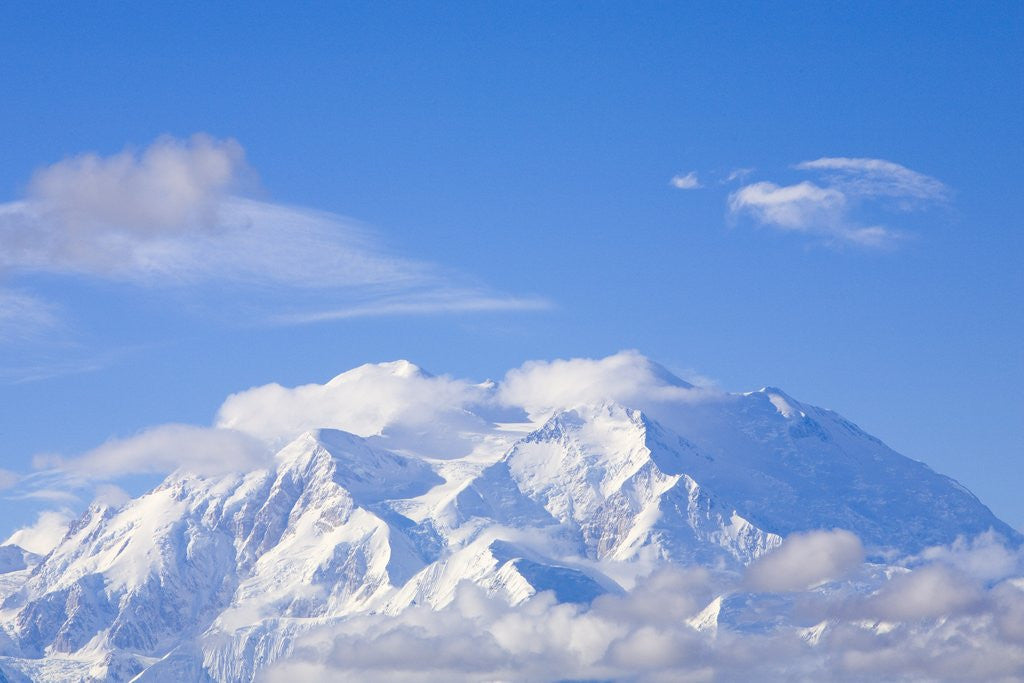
(0, 360, 1015, 681)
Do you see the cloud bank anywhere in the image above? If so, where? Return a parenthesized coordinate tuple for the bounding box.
(745, 529, 864, 591)
(262, 532, 1024, 682)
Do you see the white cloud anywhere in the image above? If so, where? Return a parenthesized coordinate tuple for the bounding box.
(275, 291, 551, 325)
(208, 351, 727, 466)
(745, 529, 864, 591)
(216, 360, 491, 455)
(92, 483, 132, 507)
(916, 531, 1022, 581)
(262, 534, 1024, 682)
(858, 565, 983, 621)
(0, 338, 1017, 681)
(0, 469, 19, 490)
(726, 167, 755, 182)
(670, 172, 702, 190)
(730, 180, 847, 230)
(13, 351, 713, 489)
(263, 571, 715, 683)
(795, 157, 948, 202)
(728, 156, 947, 248)
(498, 350, 706, 420)
(0, 134, 546, 325)
(5, 488, 81, 504)
(3, 509, 73, 555)
(729, 180, 898, 247)
(28, 133, 246, 234)
(0, 290, 58, 342)
(33, 424, 272, 479)
(1, 191, 427, 287)
(213, 351, 719, 457)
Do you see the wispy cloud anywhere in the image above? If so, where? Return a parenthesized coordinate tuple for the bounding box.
(795, 157, 949, 203)
(0, 290, 59, 342)
(275, 291, 551, 325)
(669, 171, 702, 189)
(3, 509, 74, 555)
(745, 529, 864, 591)
(726, 167, 755, 182)
(728, 156, 948, 248)
(0, 469, 19, 490)
(32, 424, 273, 479)
(0, 134, 547, 333)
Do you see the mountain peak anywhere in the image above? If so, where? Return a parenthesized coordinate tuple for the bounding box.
(1, 358, 1019, 681)
(328, 360, 431, 385)
(276, 428, 442, 506)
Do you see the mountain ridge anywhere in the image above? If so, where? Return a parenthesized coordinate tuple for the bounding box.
(0, 359, 1017, 681)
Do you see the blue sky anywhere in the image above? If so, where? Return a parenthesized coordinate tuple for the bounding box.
(0, 3, 1021, 535)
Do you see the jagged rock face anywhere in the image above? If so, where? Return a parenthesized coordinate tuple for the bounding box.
(0, 385, 1016, 682)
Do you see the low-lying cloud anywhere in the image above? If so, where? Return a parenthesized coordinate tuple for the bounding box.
(745, 529, 864, 591)
(261, 532, 1024, 682)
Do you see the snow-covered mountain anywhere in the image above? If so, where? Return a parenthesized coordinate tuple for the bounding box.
(0, 359, 1017, 681)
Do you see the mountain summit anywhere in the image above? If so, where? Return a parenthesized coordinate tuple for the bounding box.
(0, 357, 1016, 681)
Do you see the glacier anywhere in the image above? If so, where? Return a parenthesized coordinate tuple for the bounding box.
(0, 358, 1018, 681)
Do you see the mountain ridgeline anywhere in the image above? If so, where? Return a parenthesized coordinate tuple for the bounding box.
(0, 361, 1015, 681)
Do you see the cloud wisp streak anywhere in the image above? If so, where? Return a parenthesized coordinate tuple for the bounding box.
(727, 156, 948, 248)
(32, 424, 273, 479)
(274, 291, 552, 325)
(0, 134, 548, 336)
(795, 157, 950, 203)
(0, 290, 58, 342)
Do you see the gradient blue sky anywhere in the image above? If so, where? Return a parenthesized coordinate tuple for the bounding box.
(0, 2, 1021, 535)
